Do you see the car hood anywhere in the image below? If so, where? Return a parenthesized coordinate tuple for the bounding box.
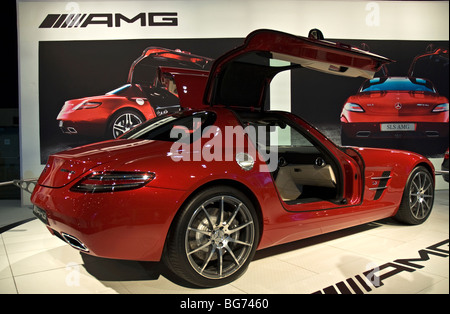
(204, 29, 393, 109)
(38, 139, 169, 188)
(127, 47, 213, 86)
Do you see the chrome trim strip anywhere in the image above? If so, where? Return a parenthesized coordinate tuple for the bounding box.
(371, 176, 392, 180)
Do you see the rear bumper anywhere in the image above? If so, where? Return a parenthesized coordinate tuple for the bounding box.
(30, 184, 185, 261)
(57, 119, 106, 136)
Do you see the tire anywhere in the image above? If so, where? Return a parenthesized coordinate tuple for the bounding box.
(164, 186, 259, 287)
(107, 109, 145, 139)
(394, 166, 434, 225)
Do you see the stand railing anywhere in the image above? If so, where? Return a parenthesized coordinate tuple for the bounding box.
(0, 178, 38, 194)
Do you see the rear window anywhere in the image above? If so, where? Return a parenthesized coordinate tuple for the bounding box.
(360, 77, 435, 93)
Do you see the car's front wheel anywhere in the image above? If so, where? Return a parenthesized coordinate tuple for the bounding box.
(394, 166, 434, 225)
(164, 186, 259, 287)
(108, 110, 145, 139)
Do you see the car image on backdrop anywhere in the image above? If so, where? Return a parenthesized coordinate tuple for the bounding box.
(340, 47, 449, 154)
(340, 76, 449, 146)
(56, 48, 213, 139)
(31, 29, 436, 288)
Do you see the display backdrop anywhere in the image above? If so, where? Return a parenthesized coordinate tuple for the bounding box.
(18, 0, 449, 203)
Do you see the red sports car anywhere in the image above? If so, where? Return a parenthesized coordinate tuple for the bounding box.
(31, 29, 436, 288)
(340, 76, 449, 146)
(57, 48, 213, 139)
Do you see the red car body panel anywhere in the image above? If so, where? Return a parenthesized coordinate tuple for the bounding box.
(204, 29, 392, 109)
(31, 30, 434, 267)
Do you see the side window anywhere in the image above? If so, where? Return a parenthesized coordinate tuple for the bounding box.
(122, 111, 216, 142)
(240, 114, 316, 154)
(271, 124, 315, 148)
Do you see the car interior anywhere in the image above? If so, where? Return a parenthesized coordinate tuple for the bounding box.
(236, 111, 341, 205)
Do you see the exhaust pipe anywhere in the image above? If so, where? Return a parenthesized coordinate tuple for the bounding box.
(67, 127, 78, 134)
(61, 233, 89, 252)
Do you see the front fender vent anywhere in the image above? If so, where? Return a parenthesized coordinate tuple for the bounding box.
(369, 171, 392, 200)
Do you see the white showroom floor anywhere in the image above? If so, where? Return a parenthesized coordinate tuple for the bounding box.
(1, 190, 448, 294)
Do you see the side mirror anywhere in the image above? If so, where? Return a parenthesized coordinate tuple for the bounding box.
(308, 28, 324, 40)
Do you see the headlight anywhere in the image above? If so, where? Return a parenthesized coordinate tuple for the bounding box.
(71, 171, 155, 193)
(432, 103, 449, 113)
(344, 103, 365, 113)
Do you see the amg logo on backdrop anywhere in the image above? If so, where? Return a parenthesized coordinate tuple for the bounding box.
(39, 12, 178, 28)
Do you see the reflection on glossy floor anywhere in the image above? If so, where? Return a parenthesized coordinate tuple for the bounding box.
(1, 190, 448, 294)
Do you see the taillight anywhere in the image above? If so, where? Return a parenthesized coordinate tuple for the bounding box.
(432, 103, 449, 113)
(73, 101, 102, 110)
(344, 103, 365, 113)
(71, 171, 155, 193)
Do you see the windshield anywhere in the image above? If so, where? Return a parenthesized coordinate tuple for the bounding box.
(360, 77, 436, 93)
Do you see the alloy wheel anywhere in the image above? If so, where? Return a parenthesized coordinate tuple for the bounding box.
(408, 170, 434, 220)
(112, 113, 143, 138)
(185, 195, 255, 280)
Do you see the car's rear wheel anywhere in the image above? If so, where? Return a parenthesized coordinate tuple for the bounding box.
(164, 186, 259, 287)
(394, 166, 434, 225)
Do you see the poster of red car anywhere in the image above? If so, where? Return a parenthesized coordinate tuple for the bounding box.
(290, 42, 448, 157)
(39, 39, 448, 163)
(38, 38, 243, 163)
(57, 47, 213, 139)
(340, 47, 448, 153)
(340, 76, 448, 145)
